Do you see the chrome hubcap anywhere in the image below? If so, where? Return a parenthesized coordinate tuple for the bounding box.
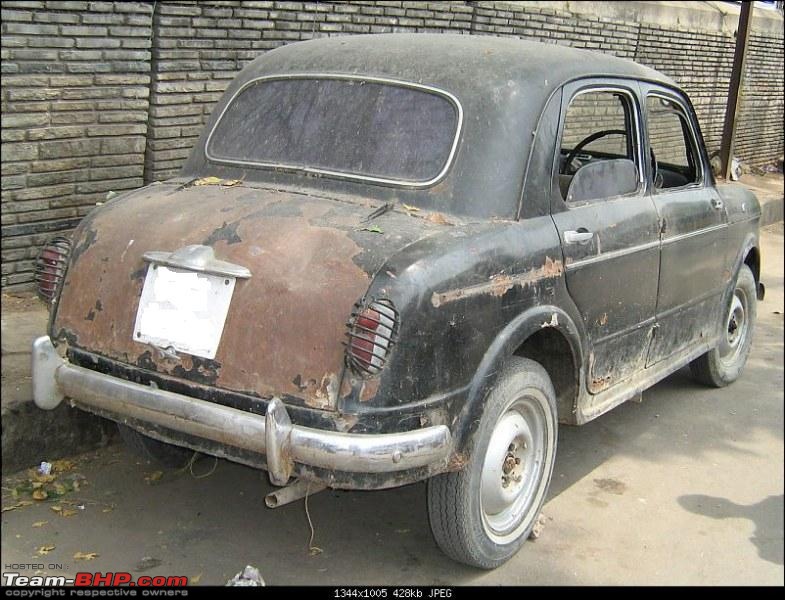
(480, 393, 549, 544)
(719, 289, 748, 365)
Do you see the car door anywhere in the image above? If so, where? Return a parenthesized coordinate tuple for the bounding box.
(640, 86, 730, 366)
(551, 80, 661, 394)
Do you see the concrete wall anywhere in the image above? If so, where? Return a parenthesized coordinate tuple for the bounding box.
(2, 0, 783, 290)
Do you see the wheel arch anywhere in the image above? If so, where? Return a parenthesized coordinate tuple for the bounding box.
(451, 305, 585, 454)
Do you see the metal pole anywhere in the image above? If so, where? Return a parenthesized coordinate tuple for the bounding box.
(720, 1, 754, 180)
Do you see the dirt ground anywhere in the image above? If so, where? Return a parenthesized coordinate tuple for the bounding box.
(1, 226, 782, 586)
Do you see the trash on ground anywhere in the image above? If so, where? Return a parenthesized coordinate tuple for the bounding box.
(38, 462, 52, 476)
(73, 552, 98, 561)
(135, 557, 162, 572)
(226, 565, 265, 587)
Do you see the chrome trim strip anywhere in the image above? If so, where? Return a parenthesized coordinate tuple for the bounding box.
(662, 223, 726, 246)
(204, 73, 464, 189)
(32, 337, 452, 483)
(142, 245, 252, 279)
(565, 239, 660, 271)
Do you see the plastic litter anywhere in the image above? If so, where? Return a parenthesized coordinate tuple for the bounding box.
(38, 462, 52, 476)
(226, 565, 265, 587)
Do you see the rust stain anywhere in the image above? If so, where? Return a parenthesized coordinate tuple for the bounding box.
(359, 378, 381, 403)
(53, 185, 370, 411)
(431, 256, 563, 308)
(446, 452, 469, 471)
(424, 211, 452, 226)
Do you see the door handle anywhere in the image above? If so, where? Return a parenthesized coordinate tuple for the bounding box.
(710, 197, 724, 210)
(564, 229, 593, 244)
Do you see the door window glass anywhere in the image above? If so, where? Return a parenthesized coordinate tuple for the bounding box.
(559, 90, 639, 202)
(645, 95, 701, 190)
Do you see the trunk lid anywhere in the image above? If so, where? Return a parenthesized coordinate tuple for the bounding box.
(53, 182, 446, 410)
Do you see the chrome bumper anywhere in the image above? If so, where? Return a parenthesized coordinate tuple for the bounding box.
(32, 336, 452, 485)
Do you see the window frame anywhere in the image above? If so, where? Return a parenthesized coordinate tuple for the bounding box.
(644, 91, 705, 194)
(204, 73, 464, 189)
(554, 84, 646, 207)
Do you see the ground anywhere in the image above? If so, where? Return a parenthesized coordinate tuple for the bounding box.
(1, 226, 782, 586)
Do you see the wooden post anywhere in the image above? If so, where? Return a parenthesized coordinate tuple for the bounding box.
(720, 1, 754, 180)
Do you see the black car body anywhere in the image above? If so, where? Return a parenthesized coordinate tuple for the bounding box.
(33, 35, 763, 568)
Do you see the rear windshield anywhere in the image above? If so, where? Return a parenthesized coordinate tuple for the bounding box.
(206, 77, 460, 185)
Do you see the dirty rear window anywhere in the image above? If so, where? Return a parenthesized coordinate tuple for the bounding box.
(206, 77, 460, 185)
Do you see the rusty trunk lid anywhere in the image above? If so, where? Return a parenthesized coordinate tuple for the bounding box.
(52, 182, 446, 410)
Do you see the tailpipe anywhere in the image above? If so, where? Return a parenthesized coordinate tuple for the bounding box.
(265, 479, 326, 508)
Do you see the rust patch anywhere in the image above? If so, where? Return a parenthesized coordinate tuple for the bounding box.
(203, 220, 242, 246)
(431, 256, 563, 308)
(359, 378, 381, 403)
(52, 185, 370, 410)
(331, 413, 359, 433)
(446, 452, 469, 471)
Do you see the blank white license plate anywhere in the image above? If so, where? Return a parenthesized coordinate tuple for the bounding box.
(133, 264, 236, 359)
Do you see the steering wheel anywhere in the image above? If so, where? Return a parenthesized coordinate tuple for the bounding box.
(564, 129, 627, 175)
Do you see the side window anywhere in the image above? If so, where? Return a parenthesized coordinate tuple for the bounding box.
(558, 90, 640, 203)
(645, 95, 701, 190)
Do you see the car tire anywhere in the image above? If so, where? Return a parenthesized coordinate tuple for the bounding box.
(690, 264, 756, 387)
(427, 357, 558, 569)
(118, 424, 194, 469)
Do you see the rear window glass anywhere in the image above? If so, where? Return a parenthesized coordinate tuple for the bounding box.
(206, 77, 460, 185)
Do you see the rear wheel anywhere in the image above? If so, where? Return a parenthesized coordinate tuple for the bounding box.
(118, 424, 193, 469)
(427, 357, 558, 569)
(690, 264, 756, 387)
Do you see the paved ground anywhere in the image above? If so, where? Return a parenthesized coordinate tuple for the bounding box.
(1, 226, 782, 586)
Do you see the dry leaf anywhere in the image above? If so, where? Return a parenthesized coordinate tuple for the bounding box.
(60, 509, 77, 518)
(101, 506, 115, 514)
(3, 500, 33, 513)
(37, 545, 55, 556)
(50, 505, 62, 513)
(32, 521, 48, 528)
(73, 552, 98, 561)
(191, 573, 202, 585)
(32, 489, 48, 501)
(52, 459, 76, 473)
(425, 212, 451, 225)
(194, 176, 222, 186)
(402, 203, 420, 212)
(222, 179, 241, 186)
(145, 471, 164, 484)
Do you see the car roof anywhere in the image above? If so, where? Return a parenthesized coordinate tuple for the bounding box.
(246, 33, 677, 96)
(186, 34, 681, 220)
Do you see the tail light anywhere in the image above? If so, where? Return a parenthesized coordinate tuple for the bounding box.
(34, 236, 71, 303)
(345, 298, 399, 377)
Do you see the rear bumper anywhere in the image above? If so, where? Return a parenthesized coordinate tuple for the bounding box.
(32, 336, 452, 486)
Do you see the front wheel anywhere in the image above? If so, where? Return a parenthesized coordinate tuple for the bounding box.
(690, 264, 756, 387)
(427, 357, 558, 569)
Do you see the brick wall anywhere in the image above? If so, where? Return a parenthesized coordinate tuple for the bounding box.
(2, 0, 783, 290)
(1, 1, 153, 289)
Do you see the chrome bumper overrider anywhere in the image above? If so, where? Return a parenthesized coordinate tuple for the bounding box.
(32, 336, 452, 485)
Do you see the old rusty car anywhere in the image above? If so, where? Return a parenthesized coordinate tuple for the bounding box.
(32, 35, 764, 568)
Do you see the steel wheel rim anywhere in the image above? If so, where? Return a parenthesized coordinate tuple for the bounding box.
(480, 391, 550, 545)
(719, 286, 748, 366)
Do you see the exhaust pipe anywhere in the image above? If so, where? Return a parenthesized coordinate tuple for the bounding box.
(265, 479, 326, 508)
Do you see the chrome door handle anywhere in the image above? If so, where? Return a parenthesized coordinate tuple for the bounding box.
(710, 198, 724, 210)
(564, 230, 593, 244)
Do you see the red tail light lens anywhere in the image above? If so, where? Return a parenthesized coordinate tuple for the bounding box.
(346, 299, 398, 376)
(34, 236, 71, 303)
